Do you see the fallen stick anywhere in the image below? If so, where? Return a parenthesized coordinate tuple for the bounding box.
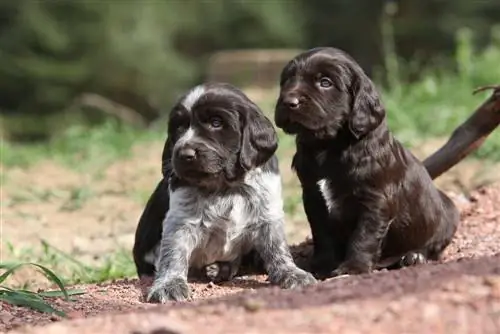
(73, 93, 149, 128)
(423, 85, 500, 180)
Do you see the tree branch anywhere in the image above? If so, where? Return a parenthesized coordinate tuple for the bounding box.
(423, 85, 500, 180)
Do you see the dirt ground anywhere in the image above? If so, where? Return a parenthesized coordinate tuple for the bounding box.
(1, 177, 499, 333)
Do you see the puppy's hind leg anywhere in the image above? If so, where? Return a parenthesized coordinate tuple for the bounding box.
(376, 252, 427, 271)
(205, 257, 241, 283)
(423, 192, 460, 262)
(398, 251, 427, 267)
(390, 193, 460, 270)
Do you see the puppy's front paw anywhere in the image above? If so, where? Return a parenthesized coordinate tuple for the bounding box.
(311, 253, 339, 279)
(147, 277, 190, 303)
(331, 260, 371, 277)
(272, 268, 317, 289)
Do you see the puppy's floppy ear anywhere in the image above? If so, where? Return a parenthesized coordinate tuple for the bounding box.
(161, 135, 174, 178)
(349, 71, 386, 139)
(239, 103, 278, 171)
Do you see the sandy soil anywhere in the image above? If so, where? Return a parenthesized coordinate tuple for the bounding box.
(1, 181, 500, 334)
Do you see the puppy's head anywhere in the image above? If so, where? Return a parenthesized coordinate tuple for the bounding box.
(275, 47, 385, 141)
(162, 83, 278, 190)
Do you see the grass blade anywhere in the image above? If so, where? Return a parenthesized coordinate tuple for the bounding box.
(0, 262, 70, 300)
(0, 290, 66, 317)
(0, 262, 86, 317)
(38, 289, 85, 298)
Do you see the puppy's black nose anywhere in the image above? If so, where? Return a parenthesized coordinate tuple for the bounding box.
(178, 147, 196, 161)
(283, 96, 301, 109)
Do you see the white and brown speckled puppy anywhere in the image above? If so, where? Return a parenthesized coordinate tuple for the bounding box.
(133, 82, 316, 303)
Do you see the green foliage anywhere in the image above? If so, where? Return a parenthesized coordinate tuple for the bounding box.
(0, 0, 304, 124)
(0, 1, 104, 113)
(5, 240, 136, 285)
(1, 118, 162, 169)
(0, 262, 85, 316)
(2, 29, 500, 174)
(4, 26, 500, 171)
(382, 27, 500, 160)
(1, 0, 499, 142)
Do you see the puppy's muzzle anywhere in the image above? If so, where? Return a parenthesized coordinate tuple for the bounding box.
(280, 93, 306, 111)
(276, 92, 309, 132)
(173, 143, 200, 168)
(282, 95, 301, 110)
(173, 143, 202, 172)
(177, 147, 197, 162)
(172, 140, 222, 184)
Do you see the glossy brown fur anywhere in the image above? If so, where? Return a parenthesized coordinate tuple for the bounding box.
(274, 47, 460, 278)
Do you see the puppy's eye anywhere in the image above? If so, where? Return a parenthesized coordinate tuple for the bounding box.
(209, 116, 223, 129)
(176, 124, 188, 133)
(319, 77, 333, 88)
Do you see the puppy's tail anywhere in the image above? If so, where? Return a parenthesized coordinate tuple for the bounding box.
(423, 85, 500, 180)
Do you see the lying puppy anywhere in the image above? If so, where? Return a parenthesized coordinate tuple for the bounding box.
(274, 47, 460, 278)
(133, 82, 316, 302)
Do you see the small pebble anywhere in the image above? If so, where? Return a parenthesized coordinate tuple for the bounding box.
(0, 311, 14, 323)
(483, 275, 500, 288)
(242, 298, 265, 312)
(49, 314, 60, 322)
(66, 310, 85, 319)
(422, 303, 440, 320)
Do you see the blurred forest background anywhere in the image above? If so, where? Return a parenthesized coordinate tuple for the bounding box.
(2, 0, 500, 287)
(1, 0, 500, 141)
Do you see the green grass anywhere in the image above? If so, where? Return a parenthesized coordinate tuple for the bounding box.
(1, 119, 163, 170)
(381, 27, 500, 160)
(4, 240, 137, 286)
(1, 241, 135, 314)
(0, 262, 85, 317)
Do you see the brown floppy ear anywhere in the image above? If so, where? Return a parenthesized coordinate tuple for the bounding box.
(349, 72, 386, 139)
(239, 103, 278, 171)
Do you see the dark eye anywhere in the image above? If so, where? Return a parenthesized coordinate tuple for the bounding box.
(209, 116, 223, 129)
(176, 122, 189, 133)
(319, 77, 333, 88)
(171, 123, 187, 135)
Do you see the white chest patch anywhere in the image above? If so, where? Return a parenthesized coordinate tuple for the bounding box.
(317, 178, 336, 212)
(163, 169, 284, 267)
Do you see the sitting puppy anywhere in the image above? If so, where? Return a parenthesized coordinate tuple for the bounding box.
(274, 47, 460, 278)
(133, 82, 316, 303)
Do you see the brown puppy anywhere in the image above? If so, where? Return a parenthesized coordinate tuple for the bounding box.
(274, 47, 460, 278)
